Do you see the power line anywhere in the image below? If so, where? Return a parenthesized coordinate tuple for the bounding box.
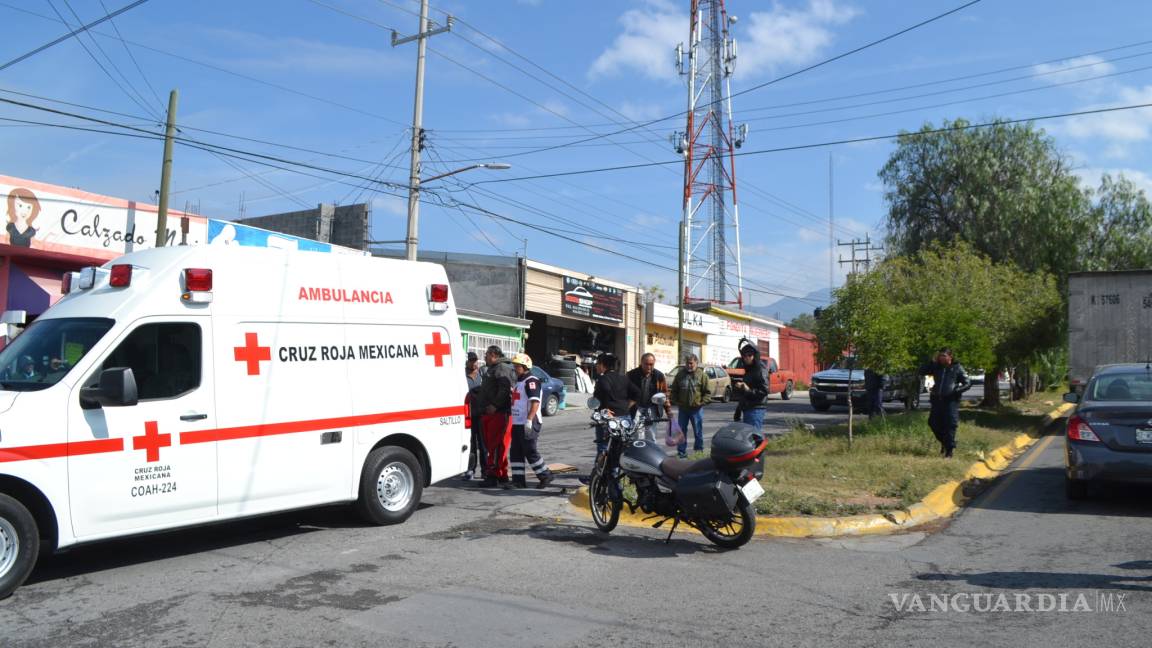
(0, 0, 151, 71)
(472, 102, 1152, 185)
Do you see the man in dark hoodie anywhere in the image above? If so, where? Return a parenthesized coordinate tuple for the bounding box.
(919, 348, 971, 458)
(479, 345, 516, 487)
(733, 339, 770, 431)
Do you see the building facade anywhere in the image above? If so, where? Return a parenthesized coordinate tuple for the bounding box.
(0, 175, 206, 325)
(237, 203, 370, 251)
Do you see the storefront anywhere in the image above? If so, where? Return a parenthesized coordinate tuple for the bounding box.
(524, 260, 642, 371)
(643, 302, 720, 372)
(0, 175, 206, 333)
(692, 304, 782, 368)
(458, 308, 529, 357)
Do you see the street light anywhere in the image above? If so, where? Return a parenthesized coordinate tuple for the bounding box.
(405, 162, 511, 260)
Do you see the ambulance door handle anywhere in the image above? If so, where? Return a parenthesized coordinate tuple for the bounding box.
(180, 413, 208, 422)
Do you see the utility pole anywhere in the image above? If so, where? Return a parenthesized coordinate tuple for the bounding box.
(154, 89, 178, 248)
(837, 236, 884, 275)
(393, 0, 453, 261)
(829, 153, 834, 295)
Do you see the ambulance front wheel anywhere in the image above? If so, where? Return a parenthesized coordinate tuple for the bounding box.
(0, 493, 40, 600)
(356, 447, 424, 525)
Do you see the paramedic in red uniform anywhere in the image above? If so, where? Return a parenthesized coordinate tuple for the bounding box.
(479, 345, 516, 488)
(508, 353, 555, 489)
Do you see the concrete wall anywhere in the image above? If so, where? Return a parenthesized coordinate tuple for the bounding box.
(372, 249, 524, 319)
(239, 203, 369, 250)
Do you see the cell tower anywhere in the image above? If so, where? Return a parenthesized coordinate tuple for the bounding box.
(671, 0, 748, 307)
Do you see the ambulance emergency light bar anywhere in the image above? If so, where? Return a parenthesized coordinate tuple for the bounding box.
(63, 264, 213, 304)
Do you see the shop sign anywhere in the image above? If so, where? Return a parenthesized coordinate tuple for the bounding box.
(1, 176, 206, 258)
(562, 276, 623, 323)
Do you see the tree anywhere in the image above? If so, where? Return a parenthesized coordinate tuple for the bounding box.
(1080, 173, 1152, 271)
(879, 118, 1086, 278)
(815, 244, 1061, 407)
(639, 284, 666, 304)
(786, 312, 817, 333)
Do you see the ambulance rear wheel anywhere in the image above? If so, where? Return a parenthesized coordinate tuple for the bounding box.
(356, 447, 424, 525)
(0, 494, 39, 600)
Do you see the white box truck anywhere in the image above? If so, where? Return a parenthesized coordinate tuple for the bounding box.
(1067, 270, 1152, 393)
(0, 245, 468, 598)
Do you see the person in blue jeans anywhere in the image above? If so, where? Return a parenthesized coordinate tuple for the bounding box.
(669, 354, 711, 458)
(734, 340, 769, 431)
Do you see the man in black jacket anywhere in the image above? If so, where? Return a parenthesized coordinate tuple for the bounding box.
(479, 345, 516, 487)
(733, 339, 770, 431)
(920, 348, 971, 458)
(592, 353, 638, 455)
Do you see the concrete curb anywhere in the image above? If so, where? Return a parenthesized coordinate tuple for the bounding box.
(567, 402, 1076, 538)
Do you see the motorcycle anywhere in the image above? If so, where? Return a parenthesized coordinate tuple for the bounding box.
(585, 393, 767, 548)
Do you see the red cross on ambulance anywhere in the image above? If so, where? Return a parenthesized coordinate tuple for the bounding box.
(234, 332, 271, 375)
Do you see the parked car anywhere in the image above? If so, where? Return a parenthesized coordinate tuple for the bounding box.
(809, 358, 924, 412)
(725, 356, 795, 400)
(666, 364, 733, 402)
(1063, 363, 1152, 499)
(530, 366, 566, 416)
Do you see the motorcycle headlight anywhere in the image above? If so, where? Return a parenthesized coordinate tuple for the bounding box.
(620, 418, 633, 429)
(607, 419, 620, 431)
(591, 411, 603, 423)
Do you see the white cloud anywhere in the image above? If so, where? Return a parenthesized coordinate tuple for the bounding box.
(589, 0, 684, 82)
(589, 0, 859, 82)
(618, 100, 666, 121)
(1059, 85, 1152, 143)
(1033, 55, 1116, 84)
(738, 0, 860, 77)
(632, 212, 667, 227)
(1074, 167, 1152, 196)
(202, 28, 403, 77)
(372, 195, 407, 217)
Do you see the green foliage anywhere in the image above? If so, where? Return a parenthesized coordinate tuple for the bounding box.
(879, 118, 1085, 277)
(1030, 347, 1069, 391)
(1080, 173, 1152, 271)
(815, 244, 1060, 375)
(787, 312, 817, 333)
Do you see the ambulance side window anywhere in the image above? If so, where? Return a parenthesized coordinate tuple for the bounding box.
(101, 323, 201, 400)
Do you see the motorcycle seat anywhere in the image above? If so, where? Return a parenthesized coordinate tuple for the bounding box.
(660, 456, 715, 480)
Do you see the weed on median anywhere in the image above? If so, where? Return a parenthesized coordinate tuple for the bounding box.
(756, 408, 1044, 517)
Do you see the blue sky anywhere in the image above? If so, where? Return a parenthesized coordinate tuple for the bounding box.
(3, 0, 1152, 313)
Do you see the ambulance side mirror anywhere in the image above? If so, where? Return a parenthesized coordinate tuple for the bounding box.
(80, 367, 139, 409)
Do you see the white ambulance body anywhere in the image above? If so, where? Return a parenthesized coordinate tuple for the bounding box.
(0, 245, 468, 598)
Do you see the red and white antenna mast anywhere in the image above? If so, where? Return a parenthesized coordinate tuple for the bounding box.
(672, 0, 747, 308)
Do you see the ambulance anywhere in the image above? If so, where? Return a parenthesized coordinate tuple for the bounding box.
(0, 245, 469, 598)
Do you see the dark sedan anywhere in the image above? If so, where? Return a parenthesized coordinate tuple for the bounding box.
(1064, 363, 1152, 499)
(530, 366, 566, 416)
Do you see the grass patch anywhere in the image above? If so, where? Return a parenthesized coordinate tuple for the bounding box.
(756, 409, 1045, 517)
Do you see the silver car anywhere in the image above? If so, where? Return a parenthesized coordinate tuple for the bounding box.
(1063, 363, 1152, 499)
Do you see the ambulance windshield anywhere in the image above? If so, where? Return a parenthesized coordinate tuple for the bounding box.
(0, 317, 114, 391)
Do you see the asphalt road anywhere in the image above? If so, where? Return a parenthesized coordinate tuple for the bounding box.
(2, 398, 1148, 647)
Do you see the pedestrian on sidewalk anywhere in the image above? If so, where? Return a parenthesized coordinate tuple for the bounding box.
(919, 348, 971, 458)
(733, 340, 769, 432)
(479, 345, 516, 487)
(669, 353, 711, 458)
(462, 351, 486, 481)
(508, 354, 555, 489)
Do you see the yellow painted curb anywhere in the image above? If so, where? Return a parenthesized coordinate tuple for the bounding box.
(566, 402, 1077, 539)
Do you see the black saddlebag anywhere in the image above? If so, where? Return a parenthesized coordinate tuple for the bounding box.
(675, 470, 739, 519)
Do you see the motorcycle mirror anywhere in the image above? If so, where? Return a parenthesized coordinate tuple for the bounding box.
(586, 397, 601, 410)
(651, 392, 667, 407)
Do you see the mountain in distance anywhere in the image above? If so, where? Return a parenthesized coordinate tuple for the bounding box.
(746, 287, 831, 324)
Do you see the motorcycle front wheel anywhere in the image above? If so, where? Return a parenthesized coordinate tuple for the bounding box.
(588, 466, 622, 533)
(698, 496, 756, 548)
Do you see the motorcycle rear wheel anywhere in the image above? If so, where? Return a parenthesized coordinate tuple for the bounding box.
(588, 467, 622, 533)
(698, 496, 756, 548)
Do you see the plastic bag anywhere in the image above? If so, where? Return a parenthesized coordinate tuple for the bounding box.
(666, 417, 685, 447)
